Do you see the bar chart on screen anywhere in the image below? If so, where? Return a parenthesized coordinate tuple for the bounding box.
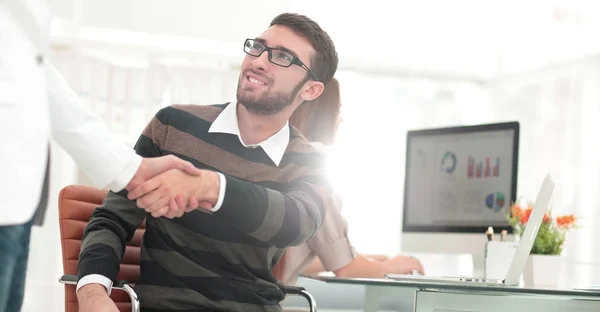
(468, 156, 500, 179)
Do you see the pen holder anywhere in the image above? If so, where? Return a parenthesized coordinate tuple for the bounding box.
(484, 240, 518, 279)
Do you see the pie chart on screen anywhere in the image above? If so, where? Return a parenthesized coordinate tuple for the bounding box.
(485, 192, 505, 212)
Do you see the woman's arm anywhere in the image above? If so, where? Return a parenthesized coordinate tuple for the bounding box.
(302, 257, 327, 275)
(302, 253, 424, 278)
(364, 254, 389, 261)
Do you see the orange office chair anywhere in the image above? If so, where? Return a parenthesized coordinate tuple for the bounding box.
(57, 185, 316, 312)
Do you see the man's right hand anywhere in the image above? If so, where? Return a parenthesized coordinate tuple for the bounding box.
(77, 284, 119, 312)
(126, 155, 202, 192)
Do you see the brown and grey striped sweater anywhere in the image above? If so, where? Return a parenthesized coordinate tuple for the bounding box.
(77, 103, 333, 312)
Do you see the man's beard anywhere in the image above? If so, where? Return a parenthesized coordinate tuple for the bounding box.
(236, 74, 307, 116)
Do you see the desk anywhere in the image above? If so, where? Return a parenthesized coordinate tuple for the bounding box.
(306, 276, 600, 312)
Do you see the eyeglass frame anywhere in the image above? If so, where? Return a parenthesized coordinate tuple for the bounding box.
(243, 38, 320, 83)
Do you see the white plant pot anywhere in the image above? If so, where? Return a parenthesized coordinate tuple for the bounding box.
(523, 254, 563, 288)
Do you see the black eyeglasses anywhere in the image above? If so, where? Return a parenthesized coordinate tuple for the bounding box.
(243, 38, 320, 82)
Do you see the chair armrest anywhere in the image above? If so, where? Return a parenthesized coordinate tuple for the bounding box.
(283, 285, 317, 312)
(59, 274, 140, 312)
(59, 275, 314, 312)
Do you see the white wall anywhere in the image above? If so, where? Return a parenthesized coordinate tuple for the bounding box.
(48, 0, 600, 80)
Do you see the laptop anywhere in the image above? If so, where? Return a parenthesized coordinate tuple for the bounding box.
(386, 174, 555, 286)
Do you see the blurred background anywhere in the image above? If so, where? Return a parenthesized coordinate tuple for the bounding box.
(27, 0, 600, 310)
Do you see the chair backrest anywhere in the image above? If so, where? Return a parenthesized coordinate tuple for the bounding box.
(58, 185, 146, 312)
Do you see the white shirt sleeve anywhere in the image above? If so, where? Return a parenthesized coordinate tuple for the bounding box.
(76, 274, 113, 295)
(209, 172, 227, 212)
(105, 154, 142, 192)
(44, 61, 140, 192)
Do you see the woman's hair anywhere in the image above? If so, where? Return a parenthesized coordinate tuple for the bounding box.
(289, 78, 341, 145)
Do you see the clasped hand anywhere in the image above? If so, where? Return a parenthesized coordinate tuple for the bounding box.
(126, 156, 215, 218)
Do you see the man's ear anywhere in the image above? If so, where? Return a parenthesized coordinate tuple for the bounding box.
(299, 81, 325, 101)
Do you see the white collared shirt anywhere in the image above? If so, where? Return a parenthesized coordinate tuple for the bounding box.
(209, 101, 290, 166)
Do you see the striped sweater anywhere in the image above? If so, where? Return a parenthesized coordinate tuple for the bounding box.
(77, 104, 333, 312)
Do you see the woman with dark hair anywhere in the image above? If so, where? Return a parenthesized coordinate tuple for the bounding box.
(276, 78, 424, 285)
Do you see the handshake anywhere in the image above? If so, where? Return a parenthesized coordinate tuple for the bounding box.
(125, 155, 220, 219)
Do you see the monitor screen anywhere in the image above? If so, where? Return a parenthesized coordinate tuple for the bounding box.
(402, 122, 519, 233)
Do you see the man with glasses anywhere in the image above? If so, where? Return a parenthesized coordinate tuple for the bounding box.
(76, 13, 338, 312)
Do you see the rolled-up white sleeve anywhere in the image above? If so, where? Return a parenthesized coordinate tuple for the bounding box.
(44, 62, 140, 192)
(76, 274, 113, 295)
(208, 172, 227, 212)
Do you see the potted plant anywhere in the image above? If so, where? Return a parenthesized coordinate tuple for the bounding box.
(507, 203, 577, 288)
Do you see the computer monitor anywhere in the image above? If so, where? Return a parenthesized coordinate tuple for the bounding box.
(400, 121, 519, 274)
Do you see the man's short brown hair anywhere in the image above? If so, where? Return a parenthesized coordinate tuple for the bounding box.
(270, 13, 338, 85)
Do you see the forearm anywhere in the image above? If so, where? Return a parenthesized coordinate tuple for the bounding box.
(302, 253, 376, 276)
(77, 283, 111, 302)
(77, 283, 119, 311)
(211, 174, 328, 248)
(302, 258, 327, 275)
(78, 191, 146, 281)
(333, 254, 386, 278)
(365, 254, 389, 261)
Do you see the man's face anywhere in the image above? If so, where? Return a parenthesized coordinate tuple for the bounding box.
(237, 25, 316, 116)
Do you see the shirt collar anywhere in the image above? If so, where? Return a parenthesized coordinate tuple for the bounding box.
(209, 102, 290, 166)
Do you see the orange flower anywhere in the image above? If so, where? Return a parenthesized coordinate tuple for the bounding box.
(510, 204, 522, 218)
(543, 213, 551, 223)
(557, 214, 576, 228)
(520, 207, 533, 224)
